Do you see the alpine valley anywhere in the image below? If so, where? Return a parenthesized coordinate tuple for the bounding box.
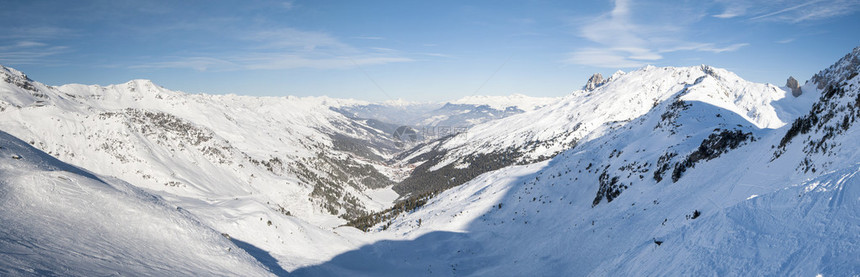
(1, 46, 859, 276)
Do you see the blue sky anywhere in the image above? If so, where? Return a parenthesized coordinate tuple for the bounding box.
(1, 0, 859, 101)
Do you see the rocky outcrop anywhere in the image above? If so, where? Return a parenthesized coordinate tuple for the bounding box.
(786, 76, 802, 97)
(584, 73, 606, 91)
(810, 45, 860, 90)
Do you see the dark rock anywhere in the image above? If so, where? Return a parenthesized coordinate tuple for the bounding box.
(786, 76, 802, 97)
(584, 73, 606, 91)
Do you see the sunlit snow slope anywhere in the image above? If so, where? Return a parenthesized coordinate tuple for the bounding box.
(0, 130, 272, 276)
(2, 45, 859, 276)
(298, 47, 860, 276)
(394, 64, 791, 197)
(0, 65, 401, 271)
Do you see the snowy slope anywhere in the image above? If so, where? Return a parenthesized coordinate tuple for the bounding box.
(599, 166, 860, 276)
(2, 44, 859, 276)
(393, 65, 789, 197)
(408, 65, 787, 165)
(0, 130, 272, 276)
(296, 47, 860, 276)
(0, 64, 405, 271)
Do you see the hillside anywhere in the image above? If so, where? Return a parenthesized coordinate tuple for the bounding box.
(0, 65, 403, 270)
(0, 130, 273, 276)
(1, 45, 858, 275)
(393, 64, 790, 197)
(298, 46, 860, 276)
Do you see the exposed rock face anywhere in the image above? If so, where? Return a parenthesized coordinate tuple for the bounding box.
(786, 76, 802, 97)
(584, 73, 606, 91)
(810, 45, 860, 90)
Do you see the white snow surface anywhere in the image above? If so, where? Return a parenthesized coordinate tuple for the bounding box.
(0, 130, 272, 276)
(0, 64, 396, 272)
(294, 56, 860, 276)
(404, 65, 791, 170)
(2, 44, 860, 276)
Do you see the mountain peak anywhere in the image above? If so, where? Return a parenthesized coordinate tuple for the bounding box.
(121, 79, 162, 93)
(0, 64, 28, 79)
(0, 64, 36, 89)
(127, 79, 157, 86)
(583, 73, 606, 91)
(810, 45, 860, 90)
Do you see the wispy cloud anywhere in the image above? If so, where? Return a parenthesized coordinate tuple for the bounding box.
(281, 1, 295, 10)
(713, 4, 747, 19)
(245, 28, 352, 51)
(132, 54, 413, 71)
(241, 55, 413, 70)
(660, 43, 750, 53)
(132, 28, 412, 71)
(776, 38, 795, 44)
(0, 41, 69, 65)
(714, 0, 860, 23)
(566, 48, 650, 68)
(749, 0, 823, 21)
(0, 26, 76, 40)
(566, 0, 747, 68)
(353, 36, 385, 40)
(713, 10, 744, 19)
(370, 47, 398, 53)
(418, 52, 454, 58)
(130, 57, 237, 71)
(712, 0, 750, 19)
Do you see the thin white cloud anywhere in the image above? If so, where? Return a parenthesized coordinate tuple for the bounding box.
(790, 2, 859, 22)
(713, 12, 741, 18)
(776, 38, 795, 44)
(715, 0, 860, 23)
(0, 42, 68, 65)
(281, 1, 295, 10)
(566, 0, 747, 68)
(713, 0, 749, 18)
(242, 55, 413, 70)
(132, 54, 413, 71)
(131, 28, 412, 71)
(566, 48, 647, 68)
(370, 47, 397, 53)
(615, 47, 663, 60)
(713, 11, 743, 18)
(245, 28, 352, 52)
(15, 41, 48, 48)
(0, 26, 76, 65)
(658, 42, 748, 54)
(0, 26, 76, 40)
(418, 53, 454, 58)
(354, 36, 385, 40)
(130, 57, 237, 71)
(133, 54, 413, 72)
(749, 0, 823, 21)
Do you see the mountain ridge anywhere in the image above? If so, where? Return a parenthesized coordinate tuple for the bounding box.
(315, 47, 859, 276)
(1, 45, 858, 275)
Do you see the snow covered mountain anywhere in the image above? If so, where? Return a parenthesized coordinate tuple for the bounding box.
(392, 64, 789, 198)
(309, 46, 860, 276)
(1, 45, 858, 276)
(0, 129, 272, 276)
(0, 65, 410, 272)
(334, 94, 557, 133)
(0, 65, 405, 219)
